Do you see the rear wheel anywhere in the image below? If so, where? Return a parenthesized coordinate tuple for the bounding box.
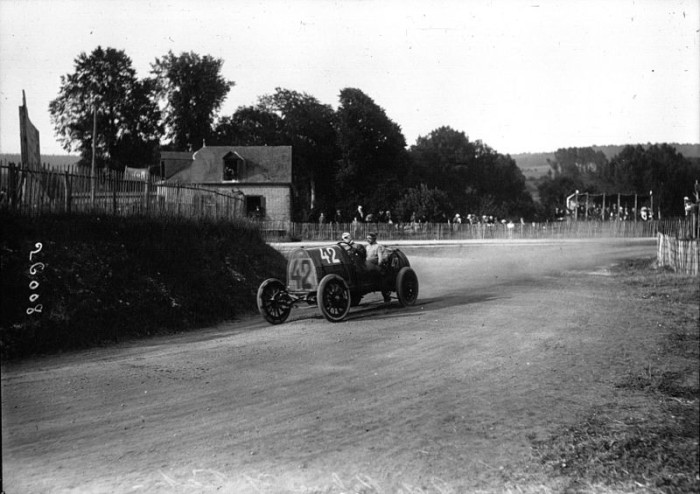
(257, 278, 292, 324)
(317, 275, 351, 322)
(396, 267, 419, 307)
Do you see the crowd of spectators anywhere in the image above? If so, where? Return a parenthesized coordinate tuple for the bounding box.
(564, 203, 655, 222)
(311, 201, 669, 232)
(313, 204, 527, 232)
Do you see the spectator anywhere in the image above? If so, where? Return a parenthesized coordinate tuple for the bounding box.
(333, 209, 343, 225)
(318, 212, 326, 224)
(684, 196, 694, 216)
(354, 205, 365, 223)
(452, 213, 461, 232)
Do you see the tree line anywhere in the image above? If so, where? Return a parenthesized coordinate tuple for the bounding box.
(49, 46, 698, 222)
(537, 144, 699, 218)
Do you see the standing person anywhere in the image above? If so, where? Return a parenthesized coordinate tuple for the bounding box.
(333, 209, 343, 226)
(684, 196, 694, 216)
(354, 205, 365, 223)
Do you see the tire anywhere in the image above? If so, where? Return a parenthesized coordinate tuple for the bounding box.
(396, 267, 419, 307)
(317, 274, 351, 322)
(257, 278, 292, 324)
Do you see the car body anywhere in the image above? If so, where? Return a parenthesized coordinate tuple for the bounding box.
(257, 241, 419, 323)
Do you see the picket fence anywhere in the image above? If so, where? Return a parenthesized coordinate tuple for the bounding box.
(0, 163, 244, 221)
(657, 233, 700, 276)
(2, 163, 697, 244)
(259, 217, 694, 242)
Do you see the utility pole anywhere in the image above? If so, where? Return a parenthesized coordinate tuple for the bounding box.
(90, 104, 97, 207)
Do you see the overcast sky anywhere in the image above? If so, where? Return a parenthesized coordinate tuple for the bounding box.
(1, 0, 698, 157)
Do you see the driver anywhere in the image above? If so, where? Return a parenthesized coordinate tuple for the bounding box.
(340, 231, 366, 266)
(340, 231, 355, 248)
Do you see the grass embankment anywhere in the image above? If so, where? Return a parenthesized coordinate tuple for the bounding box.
(533, 259, 699, 494)
(0, 212, 286, 360)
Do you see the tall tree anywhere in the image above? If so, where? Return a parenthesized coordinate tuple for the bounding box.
(49, 46, 161, 170)
(601, 144, 696, 216)
(212, 106, 284, 146)
(547, 147, 608, 179)
(408, 127, 476, 211)
(335, 88, 408, 214)
(213, 88, 339, 221)
(409, 127, 534, 218)
(259, 89, 339, 220)
(393, 183, 451, 223)
(151, 51, 234, 150)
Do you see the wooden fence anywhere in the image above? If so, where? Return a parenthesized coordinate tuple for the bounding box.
(657, 233, 700, 275)
(2, 163, 697, 243)
(258, 217, 694, 242)
(0, 163, 244, 221)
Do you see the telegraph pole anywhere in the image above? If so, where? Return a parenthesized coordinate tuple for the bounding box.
(90, 104, 97, 207)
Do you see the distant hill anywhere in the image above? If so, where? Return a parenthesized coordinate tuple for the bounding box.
(511, 143, 700, 181)
(0, 154, 80, 167)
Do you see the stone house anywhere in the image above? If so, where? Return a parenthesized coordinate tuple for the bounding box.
(160, 145, 292, 222)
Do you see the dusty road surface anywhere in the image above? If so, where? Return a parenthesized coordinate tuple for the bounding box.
(2, 239, 659, 493)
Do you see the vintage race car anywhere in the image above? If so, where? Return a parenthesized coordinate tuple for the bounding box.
(257, 241, 419, 324)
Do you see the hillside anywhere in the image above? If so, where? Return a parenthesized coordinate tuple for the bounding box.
(0, 153, 80, 167)
(511, 142, 700, 181)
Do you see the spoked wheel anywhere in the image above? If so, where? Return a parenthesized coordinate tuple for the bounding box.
(317, 274, 351, 322)
(257, 278, 292, 324)
(396, 267, 419, 307)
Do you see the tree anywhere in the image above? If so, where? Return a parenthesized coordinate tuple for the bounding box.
(212, 106, 284, 146)
(49, 46, 161, 170)
(408, 127, 534, 218)
(151, 51, 234, 150)
(547, 147, 608, 179)
(213, 88, 340, 221)
(393, 184, 451, 223)
(258, 89, 339, 220)
(537, 175, 582, 219)
(601, 144, 696, 216)
(335, 88, 408, 214)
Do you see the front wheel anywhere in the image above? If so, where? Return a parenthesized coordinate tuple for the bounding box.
(396, 267, 419, 307)
(257, 278, 292, 324)
(317, 274, 351, 322)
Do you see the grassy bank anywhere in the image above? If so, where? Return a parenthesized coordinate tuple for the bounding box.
(0, 212, 286, 360)
(532, 260, 699, 494)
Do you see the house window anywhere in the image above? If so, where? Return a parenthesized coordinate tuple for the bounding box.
(223, 152, 244, 181)
(246, 195, 266, 219)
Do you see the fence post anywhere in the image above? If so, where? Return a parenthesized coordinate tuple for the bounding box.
(112, 172, 118, 215)
(8, 163, 18, 210)
(63, 170, 72, 213)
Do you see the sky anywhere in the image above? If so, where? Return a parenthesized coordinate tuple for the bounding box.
(1, 0, 698, 157)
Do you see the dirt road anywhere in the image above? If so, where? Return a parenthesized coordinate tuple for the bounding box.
(2, 239, 658, 493)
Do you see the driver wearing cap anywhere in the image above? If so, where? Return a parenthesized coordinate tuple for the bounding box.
(340, 231, 355, 247)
